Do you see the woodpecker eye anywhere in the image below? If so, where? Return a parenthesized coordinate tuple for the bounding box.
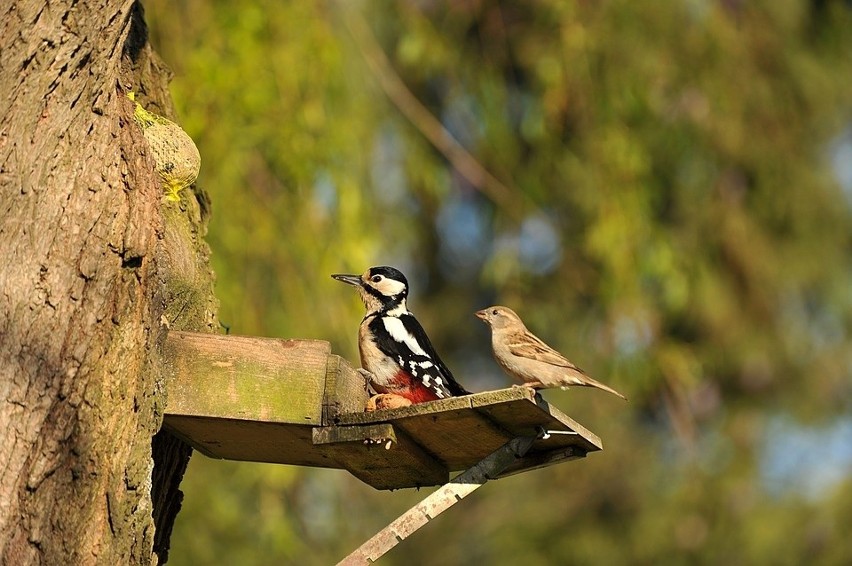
(371, 275, 383, 283)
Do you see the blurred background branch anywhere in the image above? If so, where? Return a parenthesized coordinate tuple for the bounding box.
(340, 4, 522, 215)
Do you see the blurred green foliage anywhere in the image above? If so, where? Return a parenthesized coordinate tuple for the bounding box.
(143, 0, 852, 564)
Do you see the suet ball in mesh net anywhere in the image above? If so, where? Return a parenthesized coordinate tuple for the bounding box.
(128, 92, 201, 202)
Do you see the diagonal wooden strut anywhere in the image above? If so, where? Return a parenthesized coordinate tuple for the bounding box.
(337, 435, 538, 565)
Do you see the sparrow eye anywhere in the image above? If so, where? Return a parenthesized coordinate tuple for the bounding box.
(371, 275, 383, 283)
(492, 309, 498, 315)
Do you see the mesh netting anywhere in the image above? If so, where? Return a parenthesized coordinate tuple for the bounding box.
(128, 92, 201, 202)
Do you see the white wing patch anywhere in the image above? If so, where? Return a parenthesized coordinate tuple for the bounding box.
(382, 317, 427, 356)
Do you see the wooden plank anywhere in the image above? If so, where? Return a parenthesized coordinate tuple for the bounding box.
(333, 388, 522, 426)
(334, 392, 515, 469)
(392, 408, 510, 470)
(163, 415, 340, 469)
(471, 389, 603, 453)
(313, 424, 448, 490)
(164, 332, 329, 425)
(323, 354, 370, 424)
(333, 389, 602, 473)
(313, 424, 399, 446)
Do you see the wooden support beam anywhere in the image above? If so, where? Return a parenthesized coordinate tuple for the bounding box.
(337, 436, 538, 565)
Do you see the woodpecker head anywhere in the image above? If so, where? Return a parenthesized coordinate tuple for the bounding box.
(475, 305, 523, 331)
(332, 266, 409, 316)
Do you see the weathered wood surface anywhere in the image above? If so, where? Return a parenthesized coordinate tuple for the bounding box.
(163, 332, 602, 490)
(164, 331, 334, 424)
(163, 332, 370, 469)
(313, 424, 448, 490)
(164, 416, 334, 467)
(335, 387, 602, 472)
(311, 385, 602, 489)
(323, 353, 371, 422)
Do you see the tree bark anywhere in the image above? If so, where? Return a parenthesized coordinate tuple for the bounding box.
(0, 1, 216, 563)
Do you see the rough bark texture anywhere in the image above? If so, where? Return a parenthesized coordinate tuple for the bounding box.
(0, 1, 216, 564)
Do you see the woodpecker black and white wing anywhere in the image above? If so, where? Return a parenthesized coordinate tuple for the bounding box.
(398, 313, 469, 396)
(368, 313, 469, 399)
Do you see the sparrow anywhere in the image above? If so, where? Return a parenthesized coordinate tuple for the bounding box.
(332, 266, 469, 404)
(476, 306, 626, 400)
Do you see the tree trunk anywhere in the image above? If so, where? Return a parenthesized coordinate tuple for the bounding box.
(0, 1, 216, 563)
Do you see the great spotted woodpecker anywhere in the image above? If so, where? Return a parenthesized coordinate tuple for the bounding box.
(476, 306, 627, 400)
(332, 266, 469, 404)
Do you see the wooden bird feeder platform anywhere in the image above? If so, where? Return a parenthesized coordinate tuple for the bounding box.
(163, 331, 603, 491)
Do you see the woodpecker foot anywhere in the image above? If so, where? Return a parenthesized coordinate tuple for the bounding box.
(365, 394, 412, 412)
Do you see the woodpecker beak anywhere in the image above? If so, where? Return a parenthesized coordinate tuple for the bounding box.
(475, 309, 489, 322)
(331, 273, 362, 287)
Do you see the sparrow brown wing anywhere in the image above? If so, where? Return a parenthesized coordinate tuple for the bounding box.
(506, 331, 586, 373)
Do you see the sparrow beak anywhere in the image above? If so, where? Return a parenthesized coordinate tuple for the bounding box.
(331, 273, 362, 287)
(474, 309, 489, 321)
